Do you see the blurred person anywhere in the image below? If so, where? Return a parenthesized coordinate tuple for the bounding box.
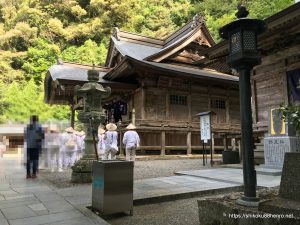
(103, 123, 118, 160)
(75, 130, 85, 161)
(24, 115, 44, 179)
(123, 123, 140, 161)
(60, 127, 77, 168)
(45, 124, 62, 172)
(97, 127, 106, 160)
(39, 125, 49, 170)
(0, 136, 6, 158)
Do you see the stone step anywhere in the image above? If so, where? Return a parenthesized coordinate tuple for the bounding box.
(254, 146, 264, 151)
(254, 142, 264, 146)
(254, 152, 264, 157)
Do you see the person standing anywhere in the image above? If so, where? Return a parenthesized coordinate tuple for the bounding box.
(123, 123, 140, 161)
(60, 127, 77, 168)
(24, 115, 44, 179)
(45, 124, 62, 172)
(103, 123, 118, 160)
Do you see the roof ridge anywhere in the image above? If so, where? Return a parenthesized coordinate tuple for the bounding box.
(112, 15, 206, 48)
(113, 27, 164, 46)
(163, 14, 205, 46)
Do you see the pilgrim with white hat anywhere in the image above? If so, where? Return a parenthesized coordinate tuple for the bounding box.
(60, 127, 78, 168)
(45, 124, 62, 172)
(103, 123, 118, 160)
(97, 127, 106, 159)
(123, 123, 140, 161)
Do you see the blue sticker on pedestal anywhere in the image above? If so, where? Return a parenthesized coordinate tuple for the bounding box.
(93, 177, 104, 189)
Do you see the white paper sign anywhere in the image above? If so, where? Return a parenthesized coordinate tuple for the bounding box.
(200, 115, 211, 141)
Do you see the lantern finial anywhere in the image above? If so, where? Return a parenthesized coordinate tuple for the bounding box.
(236, 4, 249, 19)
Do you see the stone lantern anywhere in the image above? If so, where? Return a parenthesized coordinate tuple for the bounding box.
(71, 66, 111, 183)
(219, 5, 266, 206)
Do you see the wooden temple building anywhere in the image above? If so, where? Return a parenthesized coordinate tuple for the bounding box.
(45, 14, 241, 155)
(45, 3, 300, 157)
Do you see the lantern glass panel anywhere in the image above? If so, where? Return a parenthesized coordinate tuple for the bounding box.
(231, 31, 242, 53)
(243, 30, 256, 50)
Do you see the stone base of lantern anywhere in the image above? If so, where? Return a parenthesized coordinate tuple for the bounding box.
(71, 154, 97, 183)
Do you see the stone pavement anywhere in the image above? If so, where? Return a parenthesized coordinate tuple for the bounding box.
(175, 168, 281, 188)
(0, 156, 281, 225)
(0, 156, 109, 225)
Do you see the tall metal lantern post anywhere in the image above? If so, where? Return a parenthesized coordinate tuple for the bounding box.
(219, 5, 266, 205)
(71, 66, 111, 183)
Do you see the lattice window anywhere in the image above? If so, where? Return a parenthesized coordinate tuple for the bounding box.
(211, 99, 226, 109)
(170, 95, 187, 105)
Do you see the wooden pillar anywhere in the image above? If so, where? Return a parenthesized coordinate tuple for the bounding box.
(251, 79, 257, 124)
(223, 135, 227, 151)
(161, 130, 166, 156)
(211, 133, 215, 157)
(119, 129, 124, 156)
(187, 131, 192, 155)
(70, 104, 75, 128)
(141, 83, 145, 120)
(132, 108, 136, 125)
(188, 84, 192, 123)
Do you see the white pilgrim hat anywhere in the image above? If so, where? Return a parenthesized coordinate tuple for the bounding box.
(49, 124, 59, 132)
(106, 123, 117, 131)
(126, 123, 136, 130)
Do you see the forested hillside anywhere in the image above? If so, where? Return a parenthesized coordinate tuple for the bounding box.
(0, 0, 294, 123)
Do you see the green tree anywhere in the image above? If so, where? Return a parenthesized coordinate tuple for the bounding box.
(22, 38, 60, 83)
(2, 80, 69, 123)
(61, 39, 107, 65)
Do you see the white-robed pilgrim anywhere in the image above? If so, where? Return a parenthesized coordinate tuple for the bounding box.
(123, 123, 140, 161)
(60, 127, 78, 167)
(103, 123, 118, 160)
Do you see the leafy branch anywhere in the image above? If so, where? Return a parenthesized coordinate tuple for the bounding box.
(279, 104, 300, 133)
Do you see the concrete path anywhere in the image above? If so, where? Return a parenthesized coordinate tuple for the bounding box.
(0, 156, 109, 225)
(0, 156, 281, 225)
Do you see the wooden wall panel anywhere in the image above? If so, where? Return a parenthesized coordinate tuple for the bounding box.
(229, 97, 240, 123)
(255, 64, 286, 125)
(191, 93, 209, 121)
(145, 88, 166, 120)
(134, 90, 142, 119)
(139, 132, 161, 146)
(166, 133, 186, 146)
(191, 85, 208, 94)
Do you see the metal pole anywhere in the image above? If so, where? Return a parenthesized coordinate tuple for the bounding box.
(202, 141, 205, 166)
(210, 140, 213, 167)
(239, 67, 257, 200)
(205, 143, 208, 164)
